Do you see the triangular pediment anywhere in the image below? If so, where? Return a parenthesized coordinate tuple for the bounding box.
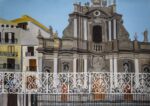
(85, 9, 111, 18)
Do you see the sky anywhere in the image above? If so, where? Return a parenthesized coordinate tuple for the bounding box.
(0, 0, 150, 41)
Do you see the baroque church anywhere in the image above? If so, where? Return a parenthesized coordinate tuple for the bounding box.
(0, 0, 149, 106)
(37, 0, 150, 74)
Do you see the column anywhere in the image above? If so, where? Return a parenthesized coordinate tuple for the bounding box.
(83, 55, 88, 88)
(114, 58, 118, 87)
(73, 55, 77, 88)
(53, 53, 58, 88)
(108, 21, 112, 41)
(1, 94, 7, 106)
(17, 95, 20, 106)
(134, 58, 139, 88)
(38, 53, 43, 72)
(110, 58, 113, 93)
(84, 19, 88, 41)
(24, 94, 26, 106)
(28, 94, 31, 106)
(74, 18, 77, 38)
(113, 19, 117, 40)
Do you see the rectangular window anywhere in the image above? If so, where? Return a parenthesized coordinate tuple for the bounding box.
(0, 32, 1, 42)
(18, 22, 28, 30)
(27, 47, 34, 56)
(5, 32, 9, 43)
(7, 58, 15, 69)
(11, 33, 15, 43)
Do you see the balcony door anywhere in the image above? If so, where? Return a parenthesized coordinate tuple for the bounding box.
(93, 25, 102, 43)
(0, 32, 1, 42)
(11, 33, 15, 43)
(27, 47, 34, 56)
(29, 59, 36, 71)
(5, 32, 9, 43)
(7, 58, 15, 69)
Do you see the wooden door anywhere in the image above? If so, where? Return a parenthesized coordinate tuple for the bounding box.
(29, 59, 36, 71)
(7, 94, 17, 106)
(61, 83, 68, 102)
(92, 79, 105, 100)
(124, 84, 133, 101)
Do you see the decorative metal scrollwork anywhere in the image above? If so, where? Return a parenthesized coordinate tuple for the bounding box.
(0, 72, 149, 94)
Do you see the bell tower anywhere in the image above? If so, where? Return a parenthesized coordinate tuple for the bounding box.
(92, 0, 101, 4)
(91, 0, 107, 7)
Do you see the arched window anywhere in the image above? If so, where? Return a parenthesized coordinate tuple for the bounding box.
(143, 65, 150, 73)
(93, 25, 102, 43)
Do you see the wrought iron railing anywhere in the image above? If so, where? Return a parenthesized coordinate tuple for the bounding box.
(25, 52, 36, 56)
(0, 52, 18, 57)
(0, 39, 18, 44)
(0, 72, 149, 94)
(26, 66, 37, 71)
(0, 64, 20, 70)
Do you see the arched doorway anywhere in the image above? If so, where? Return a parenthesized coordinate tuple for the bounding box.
(92, 25, 102, 43)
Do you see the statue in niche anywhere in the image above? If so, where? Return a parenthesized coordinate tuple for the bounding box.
(43, 66, 51, 73)
(123, 63, 129, 73)
(63, 62, 69, 72)
(144, 67, 150, 73)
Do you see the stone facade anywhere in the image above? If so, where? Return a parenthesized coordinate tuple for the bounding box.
(38, 0, 150, 74)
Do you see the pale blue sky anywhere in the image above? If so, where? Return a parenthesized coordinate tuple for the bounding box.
(0, 0, 150, 41)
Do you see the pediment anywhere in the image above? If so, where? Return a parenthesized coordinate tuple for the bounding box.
(85, 9, 111, 18)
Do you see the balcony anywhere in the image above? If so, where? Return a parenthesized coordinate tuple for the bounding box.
(0, 72, 149, 95)
(92, 43, 104, 53)
(0, 39, 18, 44)
(25, 52, 36, 56)
(26, 66, 37, 71)
(0, 52, 18, 57)
(0, 64, 20, 70)
(0, 72, 149, 105)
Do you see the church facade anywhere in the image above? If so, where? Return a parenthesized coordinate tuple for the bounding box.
(38, 0, 150, 75)
(36, 0, 150, 102)
(0, 0, 149, 105)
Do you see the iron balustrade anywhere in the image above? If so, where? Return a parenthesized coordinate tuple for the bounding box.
(0, 39, 18, 44)
(0, 52, 18, 57)
(25, 52, 36, 56)
(0, 64, 20, 70)
(26, 66, 37, 71)
(0, 72, 149, 94)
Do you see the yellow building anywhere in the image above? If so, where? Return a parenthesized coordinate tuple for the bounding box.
(0, 15, 50, 72)
(0, 16, 50, 106)
(0, 18, 21, 71)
